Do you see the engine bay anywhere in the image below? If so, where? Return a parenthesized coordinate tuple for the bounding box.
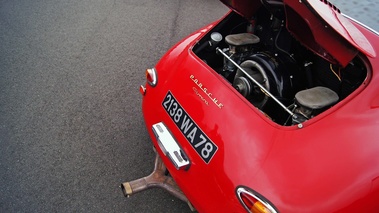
(192, 3, 368, 126)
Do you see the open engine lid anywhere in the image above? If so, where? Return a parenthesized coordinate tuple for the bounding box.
(220, 0, 376, 67)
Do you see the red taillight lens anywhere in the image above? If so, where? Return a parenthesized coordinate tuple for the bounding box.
(139, 85, 146, 95)
(145, 68, 157, 87)
(237, 187, 278, 213)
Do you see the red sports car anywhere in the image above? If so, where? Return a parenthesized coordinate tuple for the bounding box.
(121, 0, 379, 212)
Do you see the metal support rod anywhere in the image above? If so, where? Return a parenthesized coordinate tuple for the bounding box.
(216, 47, 294, 116)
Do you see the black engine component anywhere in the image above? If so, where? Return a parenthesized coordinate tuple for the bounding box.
(233, 52, 297, 109)
(192, 9, 367, 126)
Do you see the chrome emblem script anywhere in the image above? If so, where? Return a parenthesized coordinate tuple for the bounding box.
(190, 75, 224, 109)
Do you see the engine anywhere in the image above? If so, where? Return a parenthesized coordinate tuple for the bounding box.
(223, 33, 296, 109)
(192, 6, 367, 126)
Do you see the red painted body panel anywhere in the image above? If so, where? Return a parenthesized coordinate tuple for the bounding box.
(304, 0, 375, 58)
(139, 2, 379, 212)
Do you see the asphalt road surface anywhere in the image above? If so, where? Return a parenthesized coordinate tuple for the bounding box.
(0, 0, 378, 212)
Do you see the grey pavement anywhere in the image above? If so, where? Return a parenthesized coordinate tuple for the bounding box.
(0, 0, 377, 212)
(0, 0, 227, 212)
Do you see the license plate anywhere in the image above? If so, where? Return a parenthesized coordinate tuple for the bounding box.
(162, 91, 217, 163)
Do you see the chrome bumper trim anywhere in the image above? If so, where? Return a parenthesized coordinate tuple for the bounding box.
(152, 122, 190, 170)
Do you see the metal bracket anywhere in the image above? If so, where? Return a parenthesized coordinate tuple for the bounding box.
(152, 122, 190, 170)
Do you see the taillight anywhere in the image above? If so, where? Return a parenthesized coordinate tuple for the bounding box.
(146, 68, 157, 87)
(236, 187, 278, 213)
